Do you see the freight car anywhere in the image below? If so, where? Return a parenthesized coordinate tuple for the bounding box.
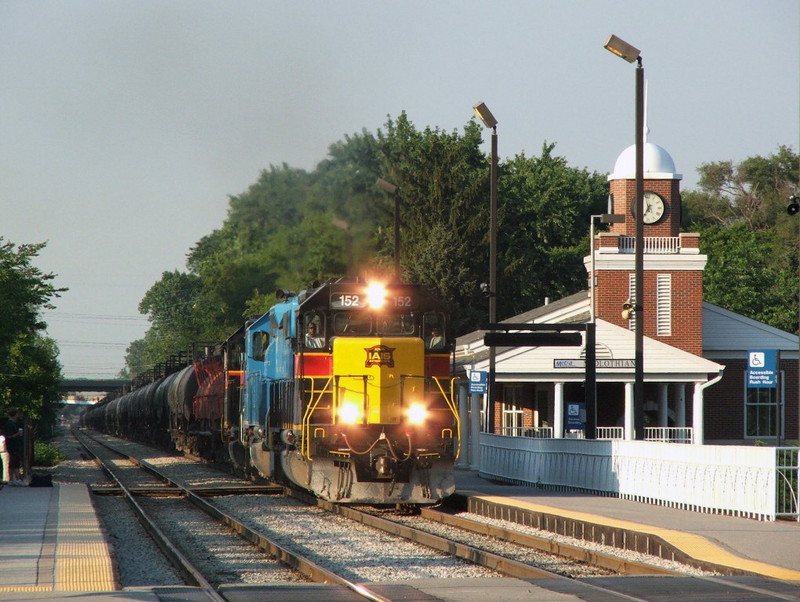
(84, 277, 460, 505)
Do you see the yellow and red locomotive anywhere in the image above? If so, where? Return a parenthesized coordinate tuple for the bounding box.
(240, 277, 460, 504)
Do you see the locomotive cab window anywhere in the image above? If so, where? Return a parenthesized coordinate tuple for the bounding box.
(333, 312, 371, 335)
(304, 315, 326, 349)
(376, 313, 415, 336)
(424, 313, 446, 350)
(251, 331, 269, 361)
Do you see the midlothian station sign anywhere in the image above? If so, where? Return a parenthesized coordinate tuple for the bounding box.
(554, 359, 635, 369)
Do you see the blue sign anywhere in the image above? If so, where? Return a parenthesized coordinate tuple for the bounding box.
(566, 402, 585, 429)
(747, 349, 777, 388)
(468, 371, 487, 394)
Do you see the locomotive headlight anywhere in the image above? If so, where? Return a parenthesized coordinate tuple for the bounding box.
(406, 403, 428, 425)
(365, 281, 387, 309)
(339, 401, 363, 425)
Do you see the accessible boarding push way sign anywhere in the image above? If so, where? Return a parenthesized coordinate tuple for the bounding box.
(747, 349, 777, 388)
(469, 371, 487, 395)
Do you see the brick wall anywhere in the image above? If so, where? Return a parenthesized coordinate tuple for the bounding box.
(705, 359, 799, 441)
(594, 268, 703, 355)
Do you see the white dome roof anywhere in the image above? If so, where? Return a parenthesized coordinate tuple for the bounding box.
(608, 142, 682, 181)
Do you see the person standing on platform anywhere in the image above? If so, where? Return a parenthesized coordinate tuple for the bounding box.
(3, 408, 25, 486)
(0, 431, 9, 483)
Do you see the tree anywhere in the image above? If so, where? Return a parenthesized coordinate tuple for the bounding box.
(127, 112, 625, 373)
(701, 223, 797, 332)
(135, 271, 212, 371)
(370, 115, 490, 332)
(682, 145, 798, 230)
(498, 143, 608, 318)
(1, 334, 63, 438)
(0, 239, 64, 429)
(686, 146, 800, 333)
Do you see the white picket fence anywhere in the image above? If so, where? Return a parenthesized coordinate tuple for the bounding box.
(478, 434, 799, 521)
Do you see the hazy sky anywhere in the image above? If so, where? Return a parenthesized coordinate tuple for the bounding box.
(1, 1, 797, 379)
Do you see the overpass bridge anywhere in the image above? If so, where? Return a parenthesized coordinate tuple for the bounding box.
(59, 379, 130, 393)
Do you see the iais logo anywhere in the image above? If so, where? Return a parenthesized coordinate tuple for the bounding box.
(364, 345, 395, 368)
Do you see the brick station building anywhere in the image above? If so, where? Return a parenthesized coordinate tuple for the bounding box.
(455, 138, 798, 445)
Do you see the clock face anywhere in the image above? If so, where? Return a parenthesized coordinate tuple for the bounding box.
(631, 192, 666, 224)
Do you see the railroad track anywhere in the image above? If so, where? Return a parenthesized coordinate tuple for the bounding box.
(73, 429, 392, 601)
(72, 429, 799, 601)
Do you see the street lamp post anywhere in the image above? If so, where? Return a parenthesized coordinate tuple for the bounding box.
(376, 178, 401, 282)
(473, 101, 498, 433)
(787, 193, 800, 446)
(588, 212, 624, 439)
(605, 34, 645, 439)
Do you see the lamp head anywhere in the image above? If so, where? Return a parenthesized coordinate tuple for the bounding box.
(472, 102, 498, 129)
(376, 178, 398, 195)
(621, 298, 635, 320)
(604, 34, 640, 63)
(787, 195, 799, 216)
(600, 213, 625, 224)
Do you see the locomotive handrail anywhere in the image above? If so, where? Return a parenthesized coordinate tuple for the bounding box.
(300, 376, 334, 460)
(399, 374, 462, 461)
(298, 372, 462, 462)
(440, 376, 461, 461)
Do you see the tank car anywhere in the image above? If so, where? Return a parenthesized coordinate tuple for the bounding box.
(234, 277, 460, 505)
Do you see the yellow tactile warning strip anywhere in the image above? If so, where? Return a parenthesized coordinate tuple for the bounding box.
(54, 484, 116, 591)
(0, 586, 53, 593)
(472, 493, 800, 582)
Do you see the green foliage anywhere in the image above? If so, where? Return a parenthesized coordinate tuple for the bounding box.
(0, 239, 64, 429)
(683, 145, 798, 230)
(687, 146, 799, 334)
(33, 440, 66, 467)
(0, 334, 63, 422)
(126, 112, 797, 374)
(701, 223, 797, 332)
(499, 143, 608, 317)
(0, 241, 64, 350)
(371, 115, 491, 332)
(126, 113, 648, 368)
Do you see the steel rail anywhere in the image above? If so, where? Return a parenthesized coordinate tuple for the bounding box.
(419, 507, 678, 576)
(77, 429, 389, 602)
(318, 498, 571, 580)
(72, 429, 226, 601)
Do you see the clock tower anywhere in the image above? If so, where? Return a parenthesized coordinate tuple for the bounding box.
(587, 140, 707, 355)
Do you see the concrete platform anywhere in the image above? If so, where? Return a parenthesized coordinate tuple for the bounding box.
(0, 482, 115, 596)
(3, 471, 800, 601)
(454, 468, 800, 582)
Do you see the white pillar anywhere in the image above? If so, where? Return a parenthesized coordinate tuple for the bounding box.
(553, 382, 564, 438)
(675, 383, 686, 427)
(658, 383, 669, 427)
(457, 385, 470, 468)
(624, 382, 635, 440)
(470, 393, 481, 470)
(692, 382, 704, 445)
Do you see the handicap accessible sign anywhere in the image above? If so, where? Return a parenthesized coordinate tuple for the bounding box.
(469, 371, 487, 394)
(747, 349, 777, 388)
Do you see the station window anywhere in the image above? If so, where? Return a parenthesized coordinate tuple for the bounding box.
(501, 385, 524, 437)
(745, 383, 780, 438)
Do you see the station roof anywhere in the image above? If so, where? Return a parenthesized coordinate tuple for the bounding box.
(455, 291, 723, 383)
